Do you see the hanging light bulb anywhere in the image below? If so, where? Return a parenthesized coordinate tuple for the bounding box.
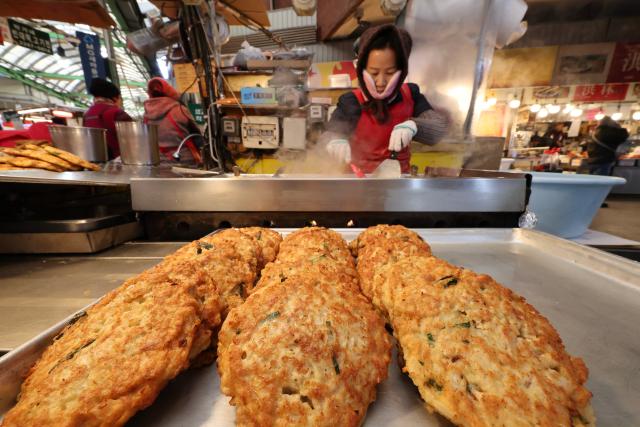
(595, 111, 605, 121)
(537, 108, 549, 118)
(633, 111, 640, 121)
(612, 112, 623, 121)
(562, 104, 574, 114)
(487, 97, 497, 107)
(508, 98, 521, 109)
(548, 104, 561, 114)
(570, 108, 583, 118)
(530, 103, 541, 113)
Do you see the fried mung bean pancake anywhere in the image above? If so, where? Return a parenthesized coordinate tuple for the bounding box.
(218, 277, 391, 427)
(1, 267, 221, 427)
(386, 256, 594, 427)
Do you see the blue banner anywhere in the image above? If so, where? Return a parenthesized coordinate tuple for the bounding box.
(76, 31, 106, 92)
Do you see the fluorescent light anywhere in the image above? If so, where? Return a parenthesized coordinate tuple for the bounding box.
(52, 110, 74, 118)
(595, 112, 605, 121)
(17, 107, 50, 115)
(508, 99, 521, 109)
(547, 104, 561, 114)
(570, 108, 583, 118)
(612, 112, 623, 121)
(530, 103, 541, 113)
(537, 108, 549, 118)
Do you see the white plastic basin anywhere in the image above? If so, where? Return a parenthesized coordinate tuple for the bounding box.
(526, 172, 626, 238)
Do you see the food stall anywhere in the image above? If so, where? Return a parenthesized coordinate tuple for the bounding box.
(0, 1, 639, 426)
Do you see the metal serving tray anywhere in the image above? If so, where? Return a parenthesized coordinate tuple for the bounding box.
(1, 229, 639, 426)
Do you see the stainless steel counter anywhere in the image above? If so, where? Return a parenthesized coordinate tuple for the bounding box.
(0, 163, 185, 186)
(131, 171, 529, 213)
(0, 242, 181, 352)
(1, 229, 639, 426)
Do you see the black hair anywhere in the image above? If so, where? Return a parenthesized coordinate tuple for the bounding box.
(88, 78, 121, 100)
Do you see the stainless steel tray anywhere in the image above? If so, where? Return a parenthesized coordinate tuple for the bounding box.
(1, 229, 639, 426)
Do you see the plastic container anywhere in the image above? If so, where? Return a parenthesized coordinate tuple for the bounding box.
(525, 172, 626, 238)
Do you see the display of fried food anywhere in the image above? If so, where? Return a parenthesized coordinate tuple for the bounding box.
(374, 253, 594, 427)
(0, 163, 28, 170)
(254, 258, 360, 295)
(348, 224, 428, 257)
(218, 276, 391, 427)
(1, 264, 222, 427)
(239, 227, 283, 268)
(0, 153, 65, 172)
(41, 144, 101, 171)
(349, 225, 431, 303)
(2, 227, 278, 427)
(164, 229, 263, 316)
(2, 147, 81, 171)
(277, 227, 355, 271)
(15, 139, 48, 147)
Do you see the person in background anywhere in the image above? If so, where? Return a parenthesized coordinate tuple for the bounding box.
(83, 78, 132, 159)
(143, 77, 202, 164)
(586, 116, 629, 175)
(320, 24, 449, 173)
(543, 122, 567, 149)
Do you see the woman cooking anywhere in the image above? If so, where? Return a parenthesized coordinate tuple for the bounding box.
(321, 24, 450, 173)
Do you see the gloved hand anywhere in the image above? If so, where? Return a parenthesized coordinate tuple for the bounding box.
(326, 139, 351, 164)
(388, 120, 417, 152)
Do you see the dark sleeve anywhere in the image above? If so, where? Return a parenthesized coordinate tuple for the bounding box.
(325, 92, 361, 137)
(408, 83, 432, 117)
(115, 109, 133, 122)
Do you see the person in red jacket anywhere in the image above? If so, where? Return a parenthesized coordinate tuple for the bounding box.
(143, 77, 202, 164)
(320, 24, 449, 173)
(83, 78, 132, 159)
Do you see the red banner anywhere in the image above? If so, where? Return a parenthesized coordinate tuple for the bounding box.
(573, 84, 629, 102)
(607, 43, 640, 83)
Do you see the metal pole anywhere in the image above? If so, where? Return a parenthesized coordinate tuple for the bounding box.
(462, 0, 494, 139)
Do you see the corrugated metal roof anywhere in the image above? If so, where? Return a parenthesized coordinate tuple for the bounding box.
(0, 16, 149, 117)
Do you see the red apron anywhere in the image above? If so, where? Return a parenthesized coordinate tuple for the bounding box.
(350, 83, 414, 173)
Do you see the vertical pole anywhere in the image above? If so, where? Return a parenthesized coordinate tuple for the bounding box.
(463, 0, 494, 139)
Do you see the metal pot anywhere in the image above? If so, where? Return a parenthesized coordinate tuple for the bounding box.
(115, 122, 160, 166)
(49, 125, 108, 162)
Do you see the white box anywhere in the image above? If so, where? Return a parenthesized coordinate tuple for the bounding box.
(282, 117, 307, 150)
(241, 116, 280, 149)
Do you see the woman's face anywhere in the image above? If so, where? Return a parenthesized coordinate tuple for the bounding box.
(365, 47, 398, 93)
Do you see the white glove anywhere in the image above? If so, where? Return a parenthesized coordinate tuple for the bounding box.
(388, 120, 417, 152)
(326, 139, 351, 164)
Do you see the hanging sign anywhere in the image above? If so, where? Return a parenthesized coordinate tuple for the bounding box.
(8, 19, 52, 54)
(573, 83, 629, 102)
(607, 43, 640, 83)
(76, 31, 106, 90)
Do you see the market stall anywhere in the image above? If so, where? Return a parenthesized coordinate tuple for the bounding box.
(1, 0, 640, 426)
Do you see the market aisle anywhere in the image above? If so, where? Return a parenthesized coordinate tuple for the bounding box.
(590, 196, 640, 241)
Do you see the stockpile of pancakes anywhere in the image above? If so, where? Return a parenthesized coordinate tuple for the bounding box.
(1, 226, 594, 427)
(0, 141, 100, 172)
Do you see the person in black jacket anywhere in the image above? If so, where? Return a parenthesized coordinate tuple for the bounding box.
(586, 116, 629, 175)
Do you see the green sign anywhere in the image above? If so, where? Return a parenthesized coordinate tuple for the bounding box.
(8, 19, 52, 55)
(188, 103, 205, 125)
